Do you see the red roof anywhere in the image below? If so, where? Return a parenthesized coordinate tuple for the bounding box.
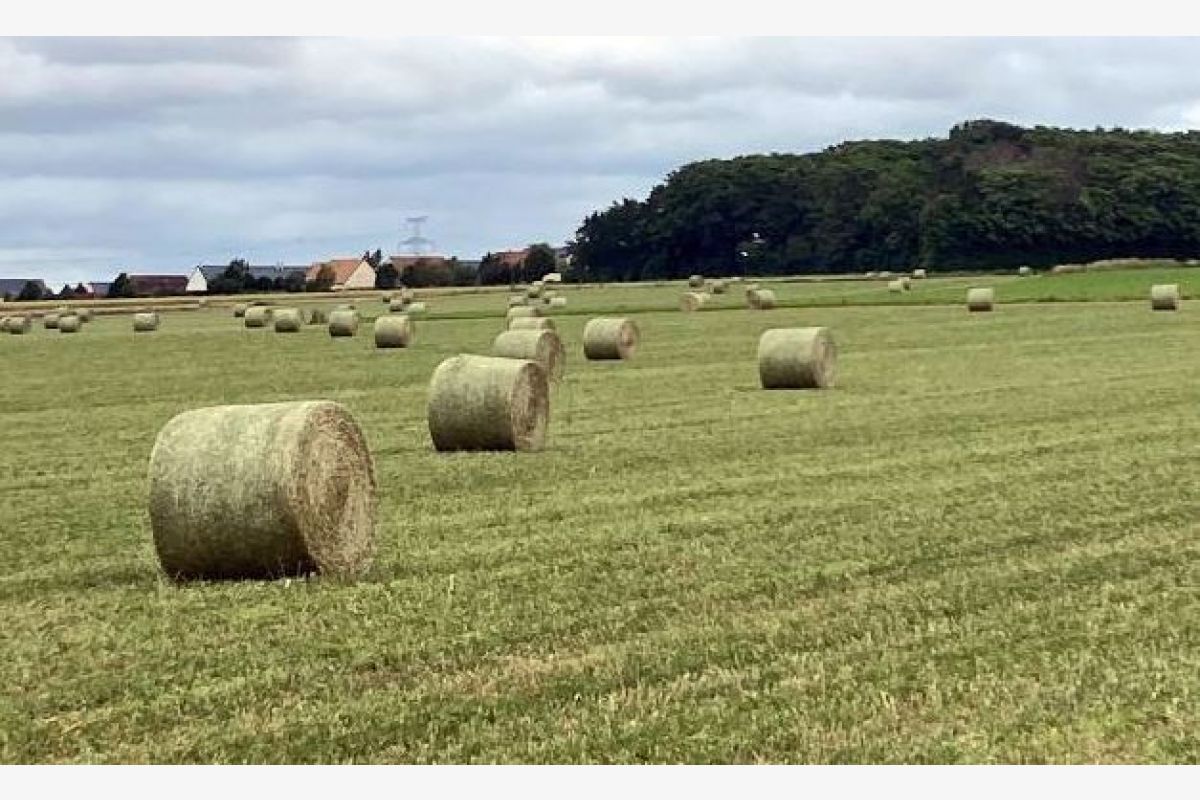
(128, 275, 188, 296)
(306, 258, 365, 284)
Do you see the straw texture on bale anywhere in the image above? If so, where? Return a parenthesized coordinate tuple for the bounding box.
(507, 305, 543, 324)
(133, 312, 160, 332)
(405, 302, 427, 316)
(680, 291, 711, 312)
(508, 316, 556, 332)
(373, 314, 414, 348)
(758, 327, 837, 390)
(711, 279, 727, 294)
(549, 296, 567, 308)
(78, 309, 93, 323)
(273, 308, 304, 332)
(6, 316, 30, 334)
(967, 287, 995, 312)
(583, 317, 639, 360)
(147, 400, 377, 581)
(233, 303, 248, 318)
(912, 269, 927, 279)
(328, 309, 359, 337)
(747, 288, 777, 309)
(688, 274, 705, 288)
(1151, 284, 1180, 311)
(43, 313, 59, 329)
(427, 354, 549, 452)
(244, 306, 272, 328)
(1018, 266, 1033, 276)
(58, 315, 81, 333)
(492, 329, 566, 383)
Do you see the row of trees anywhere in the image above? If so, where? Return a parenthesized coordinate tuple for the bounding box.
(570, 120, 1200, 279)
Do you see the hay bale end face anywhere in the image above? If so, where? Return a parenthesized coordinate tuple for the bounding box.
(148, 400, 377, 581)
(244, 306, 272, 328)
(427, 354, 549, 452)
(43, 313, 60, 330)
(6, 315, 30, 334)
(967, 287, 995, 312)
(583, 317, 639, 360)
(133, 312, 160, 332)
(373, 314, 414, 348)
(492, 328, 566, 383)
(58, 314, 82, 333)
(748, 288, 777, 309)
(328, 309, 359, 337)
(273, 308, 305, 332)
(758, 327, 837, 389)
(680, 291, 711, 312)
(888, 279, 905, 293)
(1151, 284, 1180, 311)
(508, 316, 556, 332)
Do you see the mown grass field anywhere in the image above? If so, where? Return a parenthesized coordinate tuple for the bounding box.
(2, 271, 1199, 763)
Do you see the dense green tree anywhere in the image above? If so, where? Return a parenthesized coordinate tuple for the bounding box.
(107, 273, 134, 298)
(375, 262, 400, 289)
(17, 280, 45, 301)
(522, 243, 557, 282)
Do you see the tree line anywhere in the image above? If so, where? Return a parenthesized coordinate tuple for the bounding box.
(569, 119, 1200, 280)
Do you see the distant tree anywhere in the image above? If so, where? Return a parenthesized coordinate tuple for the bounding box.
(307, 264, 336, 292)
(523, 243, 557, 282)
(107, 273, 134, 298)
(17, 281, 45, 301)
(375, 261, 400, 289)
(401, 258, 454, 288)
(368, 248, 384, 268)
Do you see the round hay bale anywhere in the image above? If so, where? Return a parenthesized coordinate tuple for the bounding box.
(912, 269, 927, 279)
(77, 309, 93, 323)
(381, 293, 392, 304)
(542, 292, 556, 305)
(680, 291, 710, 312)
(967, 287, 995, 312)
(549, 296, 567, 309)
(880, 270, 893, 279)
(865, 271, 879, 279)
(748, 288, 777, 309)
(427, 354, 549, 452)
(687, 274, 705, 288)
(43, 313, 60, 330)
(0, 316, 8, 333)
(492, 329, 565, 383)
(405, 302, 427, 316)
(1151, 284, 1180, 311)
(1018, 266, 1033, 276)
(711, 279, 728, 294)
(526, 283, 544, 299)
(583, 317, 638, 360)
(233, 303, 248, 318)
(758, 327, 837, 390)
(244, 306, 272, 328)
(888, 279, 905, 293)
(508, 316, 556, 332)
(133, 312, 160, 332)
(58, 314, 81, 333)
(328, 309, 359, 337)
(273, 308, 305, 332)
(7, 315, 30, 335)
(374, 314, 414, 348)
(148, 400, 377, 581)
(388, 297, 408, 313)
(507, 305, 543, 324)
(508, 295, 526, 308)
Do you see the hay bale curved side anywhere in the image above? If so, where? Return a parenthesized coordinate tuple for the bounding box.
(492, 329, 565, 383)
(508, 316, 556, 332)
(758, 327, 837, 389)
(273, 308, 305, 332)
(748, 288, 777, 309)
(680, 291, 711, 312)
(887, 279, 905, 293)
(58, 314, 82, 333)
(244, 306, 272, 328)
(405, 302, 427, 317)
(687, 274, 705, 288)
(966, 287, 995, 312)
(1151, 284, 1180, 311)
(427, 354, 549, 452)
(43, 313, 60, 330)
(507, 305, 544, 326)
(327, 309, 359, 337)
(549, 296, 567, 309)
(711, 279, 728, 294)
(147, 400, 377, 580)
(583, 317, 639, 360)
(233, 303, 248, 318)
(508, 295, 526, 308)
(388, 297, 409, 313)
(373, 314, 414, 348)
(7, 315, 30, 334)
(77, 309, 93, 323)
(912, 269, 927, 279)
(133, 312, 160, 332)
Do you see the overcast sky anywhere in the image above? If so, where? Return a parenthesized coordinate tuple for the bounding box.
(3, 36, 1200, 284)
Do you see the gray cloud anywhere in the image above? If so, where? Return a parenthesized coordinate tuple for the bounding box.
(1, 36, 1198, 285)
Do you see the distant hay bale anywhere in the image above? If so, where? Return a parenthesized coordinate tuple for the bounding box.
(233, 303, 248, 318)
(967, 287, 995, 312)
(758, 327, 837, 389)
(508, 295, 526, 308)
(427, 354, 549, 452)
(309, 308, 329, 324)
(1018, 266, 1033, 276)
(543, 272, 563, 283)
(405, 302, 427, 316)
(58, 314, 81, 333)
(43, 313, 60, 330)
(509, 316, 556, 332)
(328, 309, 359, 337)
(583, 317, 638, 360)
(381, 293, 392, 304)
(492, 328, 565, 383)
(711, 279, 728, 294)
(147, 400, 377, 581)
(77, 309, 93, 323)
(888, 279, 905, 293)
(133, 312, 160, 332)
(6, 315, 30, 334)
(880, 270, 893, 279)
(912, 269, 927, 279)
(680, 291, 711, 312)
(865, 271, 879, 279)
(549, 296, 567, 309)
(1151, 284, 1180, 311)
(748, 288, 777, 309)
(688, 274, 705, 288)
(244, 306, 272, 328)
(273, 308, 305, 332)
(1051, 263, 1084, 275)
(507, 305, 543, 324)
(374, 314, 414, 348)
(526, 283, 544, 299)
(388, 297, 408, 313)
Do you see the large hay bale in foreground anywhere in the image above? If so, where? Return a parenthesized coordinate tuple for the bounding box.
(58, 315, 81, 333)
(244, 306, 272, 328)
(374, 314, 414, 348)
(1151, 284, 1180, 311)
(966, 288, 995, 312)
(583, 317, 639, 360)
(492, 329, 565, 383)
(549, 296, 567, 309)
(1018, 266, 1033, 276)
(328, 309, 359, 337)
(427, 354, 549, 452)
(748, 288, 777, 309)
(508, 316, 556, 332)
(273, 308, 305, 332)
(43, 313, 60, 330)
(680, 291, 710, 312)
(758, 327, 837, 389)
(687, 274, 704, 288)
(133, 312, 160, 332)
(507, 305, 543, 325)
(148, 400, 377, 580)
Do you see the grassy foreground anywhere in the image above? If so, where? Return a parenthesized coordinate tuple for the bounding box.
(2, 280, 1199, 763)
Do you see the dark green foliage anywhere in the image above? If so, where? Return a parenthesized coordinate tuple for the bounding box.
(524, 243, 557, 280)
(573, 120, 1200, 279)
(375, 261, 399, 289)
(106, 273, 134, 299)
(306, 264, 336, 293)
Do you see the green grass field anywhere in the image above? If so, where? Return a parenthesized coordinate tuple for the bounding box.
(2, 271, 1199, 763)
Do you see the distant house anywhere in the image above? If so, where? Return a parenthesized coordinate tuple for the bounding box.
(0, 278, 49, 300)
(127, 274, 189, 297)
(494, 249, 529, 270)
(306, 258, 376, 291)
(186, 264, 309, 293)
